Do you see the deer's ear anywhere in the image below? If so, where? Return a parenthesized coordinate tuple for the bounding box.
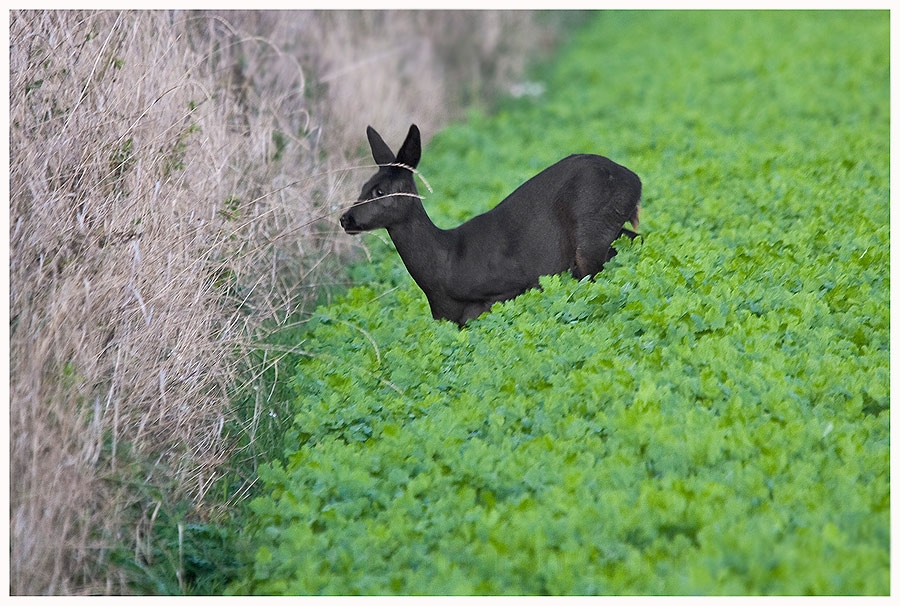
(396, 124, 421, 170)
(367, 126, 396, 166)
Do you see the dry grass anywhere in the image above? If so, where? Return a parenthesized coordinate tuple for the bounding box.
(9, 9, 551, 594)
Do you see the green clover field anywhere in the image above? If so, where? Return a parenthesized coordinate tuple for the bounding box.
(231, 11, 889, 595)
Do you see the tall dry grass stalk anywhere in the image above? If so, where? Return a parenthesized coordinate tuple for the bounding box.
(9, 10, 549, 594)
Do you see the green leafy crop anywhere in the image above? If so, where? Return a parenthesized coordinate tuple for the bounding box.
(232, 11, 888, 595)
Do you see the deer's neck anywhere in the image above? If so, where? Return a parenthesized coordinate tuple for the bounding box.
(387, 201, 455, 292)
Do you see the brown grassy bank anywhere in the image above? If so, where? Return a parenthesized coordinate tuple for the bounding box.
(9, 10, 557, 594)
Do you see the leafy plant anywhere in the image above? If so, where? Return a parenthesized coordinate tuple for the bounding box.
(233, 11, 888, 595)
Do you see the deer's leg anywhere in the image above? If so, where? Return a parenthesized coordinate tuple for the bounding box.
(573, 217, 623, 278)
(575, 186, 641, 276)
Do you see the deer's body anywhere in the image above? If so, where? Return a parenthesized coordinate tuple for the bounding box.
(340, 125, 642, 326)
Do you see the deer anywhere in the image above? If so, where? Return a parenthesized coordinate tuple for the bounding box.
(340, 124, 642, 326)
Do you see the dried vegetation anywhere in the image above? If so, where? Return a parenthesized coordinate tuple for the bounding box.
(8, 9, 551, 594)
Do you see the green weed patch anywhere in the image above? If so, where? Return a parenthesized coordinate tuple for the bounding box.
(232, 11, 888, 595)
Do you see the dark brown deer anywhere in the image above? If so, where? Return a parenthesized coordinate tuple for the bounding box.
(340, 124, 642, 326)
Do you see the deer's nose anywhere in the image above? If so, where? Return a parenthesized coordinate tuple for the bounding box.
(340, 212, 361, 233)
